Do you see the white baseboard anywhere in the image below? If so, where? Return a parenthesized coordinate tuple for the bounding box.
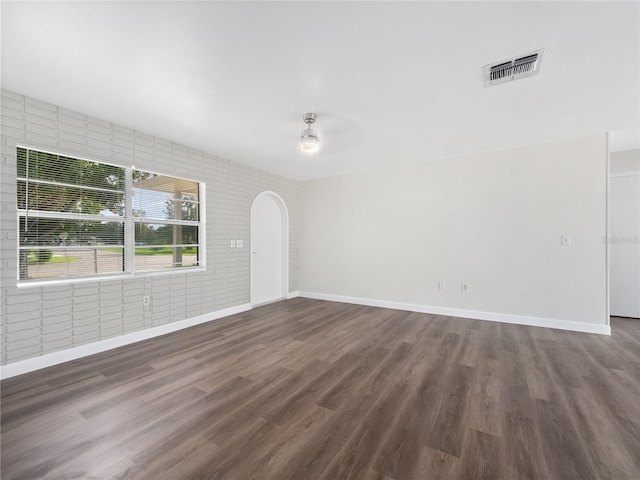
(0, 303, 252, 380)
(286, 291, 300, 299)
(298, 291, 611, 336)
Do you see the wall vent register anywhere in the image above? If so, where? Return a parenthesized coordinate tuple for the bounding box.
(485, 49, 544, 86)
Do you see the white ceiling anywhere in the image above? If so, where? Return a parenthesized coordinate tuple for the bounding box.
(2, 1, 638, 180)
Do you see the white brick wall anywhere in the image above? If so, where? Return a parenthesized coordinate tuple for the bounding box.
(0, 89, 299, 365)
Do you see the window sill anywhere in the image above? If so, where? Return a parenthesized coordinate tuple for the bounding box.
(16, 267, 206, 289)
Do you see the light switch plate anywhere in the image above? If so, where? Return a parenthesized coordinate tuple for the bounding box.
(230, 240, 236, 248)
(236, 240, 243, 248)
(561, 235, 571, 246)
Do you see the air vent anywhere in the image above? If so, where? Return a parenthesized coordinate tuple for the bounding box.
(485, 49, 544, 86)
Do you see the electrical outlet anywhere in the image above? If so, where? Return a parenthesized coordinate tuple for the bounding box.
(439, 280, 446, 290)
(230, 240, 236, 248)
(236, 239, 243, 248)
(461, 283, 469, 293)
(561, 234, 571, 246)
(143, 295, 151, 306)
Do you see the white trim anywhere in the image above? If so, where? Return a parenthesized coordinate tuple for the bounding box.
(199, 181, 207, 270)
(124, 165, 135, 272)
(606, 133, 611, 326)
(286, 291, 300, 299)
(610, 171, 640, 178)
(16, 267, 207, 288)
(0, 303, 252, 380)
(298, 291, 611, 336)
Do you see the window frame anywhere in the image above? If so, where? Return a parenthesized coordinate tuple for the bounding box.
(131, 168, 202, 273)
(16, 145, 205, 285)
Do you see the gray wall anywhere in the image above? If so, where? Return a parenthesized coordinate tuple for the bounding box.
(299, 133, 608, 328)
(0, 90, 298, 365)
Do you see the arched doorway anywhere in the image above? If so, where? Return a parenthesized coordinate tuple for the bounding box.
(250, 191, 289, 306)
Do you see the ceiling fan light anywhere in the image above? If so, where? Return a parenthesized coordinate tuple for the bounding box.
(301, 128, 319, 152)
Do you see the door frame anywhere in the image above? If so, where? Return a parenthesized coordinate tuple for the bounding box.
(250, 191, 289, 306)
(608, 170, 640, 318)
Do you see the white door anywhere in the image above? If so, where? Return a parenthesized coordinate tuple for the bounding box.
(610, 173, 640, 318)
(250, 192, 288, 306)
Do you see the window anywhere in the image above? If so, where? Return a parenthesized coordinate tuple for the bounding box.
(17, 147, 203, 282)
(132, 171, 200, 271)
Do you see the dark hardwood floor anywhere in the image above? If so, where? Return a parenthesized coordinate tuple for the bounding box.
(1, 298, 639, 479)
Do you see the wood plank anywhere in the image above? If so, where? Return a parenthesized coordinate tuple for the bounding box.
(457, 429, 501, 480)
(466, 357, 502, 437)
(534, 396, 597, 479)
(500, 350, 549, 480)
(424, 363, 474, 456)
